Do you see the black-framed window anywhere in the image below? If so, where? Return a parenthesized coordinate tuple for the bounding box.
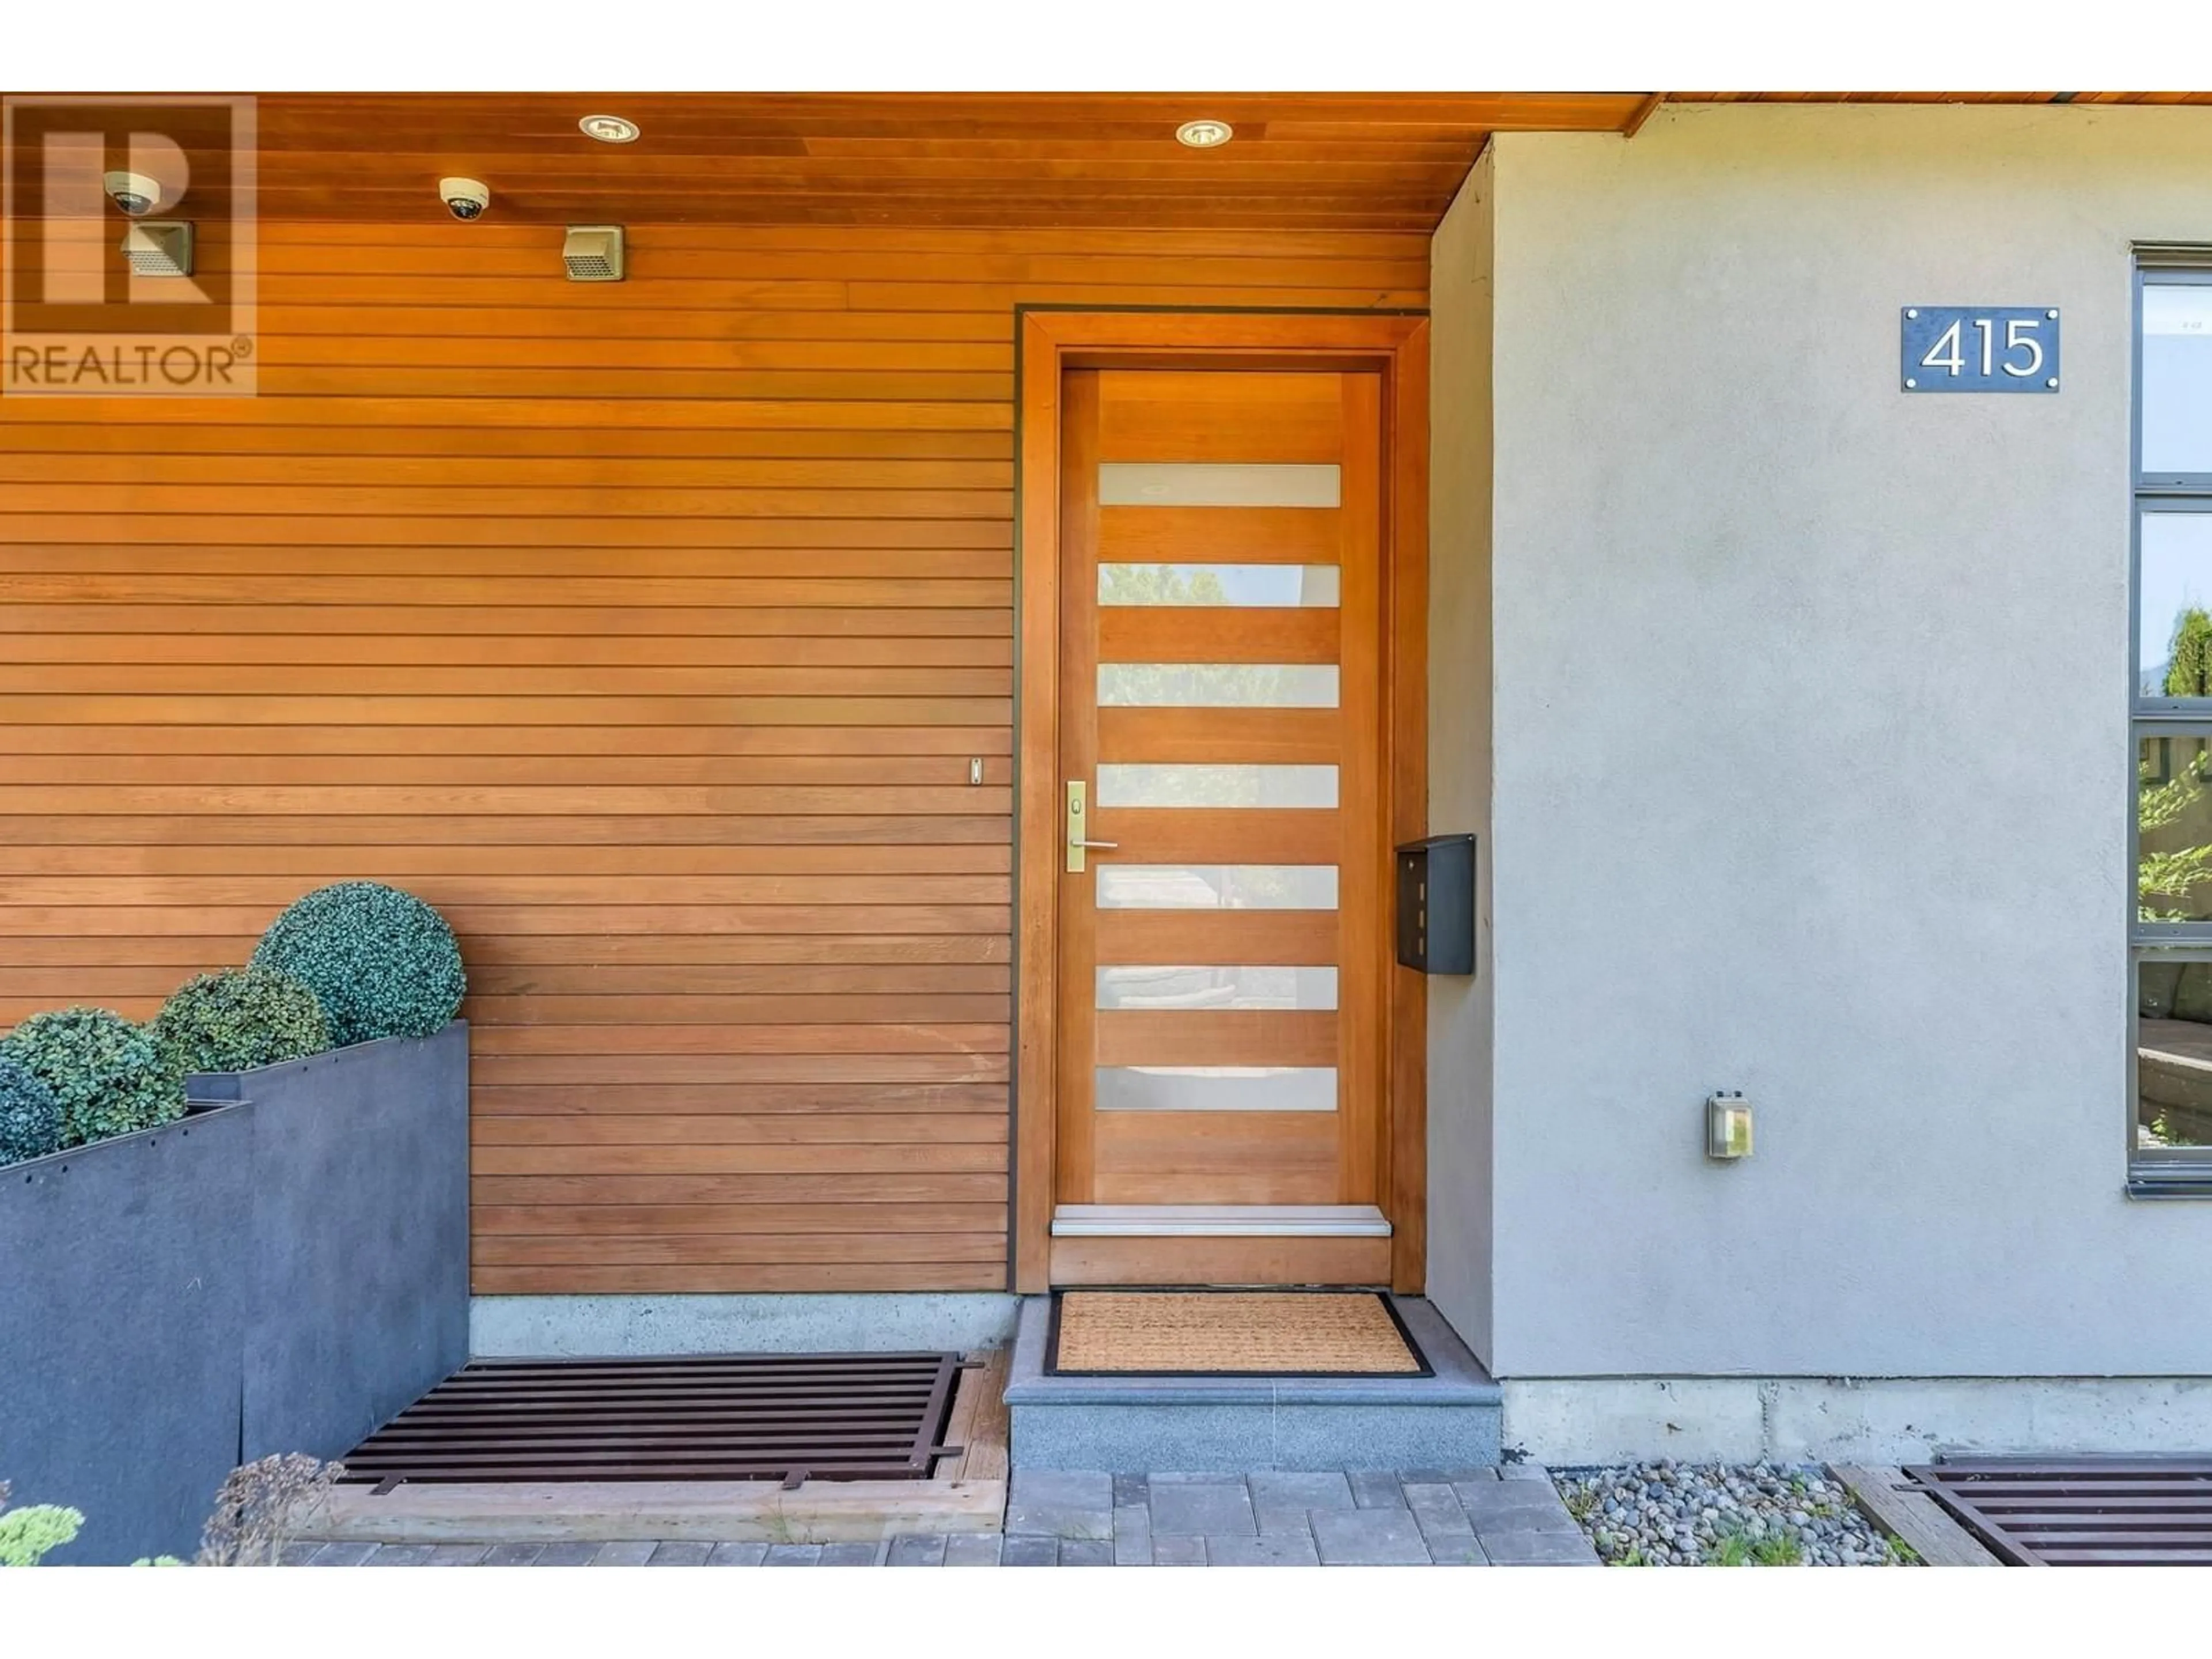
(2131, 257, 2212, 1184)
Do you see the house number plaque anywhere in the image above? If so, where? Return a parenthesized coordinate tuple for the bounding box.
(1900, 306, 2061, 392)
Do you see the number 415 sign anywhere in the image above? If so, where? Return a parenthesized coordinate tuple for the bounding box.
(1901, 306, 2061, 393)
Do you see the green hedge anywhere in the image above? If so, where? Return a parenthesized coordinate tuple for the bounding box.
(251, 882, 465, 1047)
(1, 1009, 181, 1149)
(0, 1056, 63, 1166)
(151, 967, 331, 1083)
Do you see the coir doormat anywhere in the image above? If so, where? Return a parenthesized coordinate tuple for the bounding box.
(1048, 1290, 1429, 1377)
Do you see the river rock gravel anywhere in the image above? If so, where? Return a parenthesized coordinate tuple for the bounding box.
(1550, 1462, 1918, 1566)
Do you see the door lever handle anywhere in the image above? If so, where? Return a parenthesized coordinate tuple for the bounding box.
(1065, 781, 1117, 872)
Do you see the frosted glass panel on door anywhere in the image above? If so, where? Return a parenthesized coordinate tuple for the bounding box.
(1099, 564, 1340, 607)
(2143, 285, 2212, 476)
(1094, 1066, 1338, 1113)
(2139, 513, 2212, 693)
(1097, 764, 1338, 808)
(1096, 865, 1339, 910)
(1098, 463, 1340, 508)
(1098, 664, 1339, 707)
(1096, 966, 1339, 1011)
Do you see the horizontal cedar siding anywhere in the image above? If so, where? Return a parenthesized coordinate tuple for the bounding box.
(0, 221, 1427, 1295)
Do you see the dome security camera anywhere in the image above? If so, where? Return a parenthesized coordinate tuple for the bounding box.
(103, 171, 167, 217)
(438, 177, 491, 221)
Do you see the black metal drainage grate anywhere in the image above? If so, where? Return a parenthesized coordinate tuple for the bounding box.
(338, 1352, 965, 1490)
(1905, 1458, 2212, 1566)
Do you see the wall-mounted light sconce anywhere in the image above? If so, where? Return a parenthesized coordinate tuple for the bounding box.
(1706, 1091, 1753, 1161)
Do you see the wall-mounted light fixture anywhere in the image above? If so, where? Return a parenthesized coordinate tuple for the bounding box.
(1706, 1091, 1753, 1161)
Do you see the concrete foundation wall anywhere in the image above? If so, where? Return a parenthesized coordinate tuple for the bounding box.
(471, 1292, 1020, 1357)
(1506, 1375, 2212, 1467)
(1432, 103, 2212, 1382)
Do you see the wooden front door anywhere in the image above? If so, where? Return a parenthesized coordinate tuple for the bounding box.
(1049, 366, 1393, 1285)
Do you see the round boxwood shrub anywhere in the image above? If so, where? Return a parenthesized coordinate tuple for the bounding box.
(1, 1008, 181, 1149)
(251, 882, 465, 1047)
(0, 1056, 63, 1166)
(150, 966, 331, 1084)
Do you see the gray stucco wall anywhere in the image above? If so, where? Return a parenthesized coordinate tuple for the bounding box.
(1435, 103, 2212, 1378)
(1426, 146, 1498, 1366)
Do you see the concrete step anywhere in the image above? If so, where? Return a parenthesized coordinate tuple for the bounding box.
(1004, 1296, 1501, 1473)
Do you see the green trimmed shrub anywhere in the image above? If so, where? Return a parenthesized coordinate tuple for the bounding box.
(251, 882, 465, 1047)
(0, 1008, 181, 1149)
(0, 1482, 84, 1567)
(150, 967, 331, 1084)
(0, 1056, 63, 1166)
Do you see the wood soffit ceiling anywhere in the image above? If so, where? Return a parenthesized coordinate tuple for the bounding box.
(13, 92, 2212, 232)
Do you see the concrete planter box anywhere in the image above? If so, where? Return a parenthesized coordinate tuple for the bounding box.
(0, 1022, 468, 1564)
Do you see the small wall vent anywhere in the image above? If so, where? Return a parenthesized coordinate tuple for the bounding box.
(120, 221, 194, 277)
(563, 225, 624, 282)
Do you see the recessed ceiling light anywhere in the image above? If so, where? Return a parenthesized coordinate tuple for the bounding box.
(1175, 119, 1233, 149)
(579, 114, 641, 144)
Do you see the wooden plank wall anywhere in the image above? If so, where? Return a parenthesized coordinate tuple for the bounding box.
(0, 221, 1427, 1296)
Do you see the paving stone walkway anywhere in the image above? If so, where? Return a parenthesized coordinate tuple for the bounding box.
(286, 1464, 1597, 1567)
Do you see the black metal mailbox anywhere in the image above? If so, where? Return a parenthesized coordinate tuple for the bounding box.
(1395, 834, 1476, 975)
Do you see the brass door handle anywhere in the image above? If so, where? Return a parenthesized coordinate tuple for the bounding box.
(1064, 781, 1116, 872)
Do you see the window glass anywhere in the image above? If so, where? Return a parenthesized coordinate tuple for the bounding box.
(2137, 513, 2212, 696)
(1095, 865, 1338, 910)
(2133, 267, 2212, 1172)
(1098, 463, 1340, 507)
(2139, 736, 2212, 923)
(1098, 664, 1340, 707)
(2137, 975, 2212, 1150)
(1096, 764, 1338, 809)
(1099, 565, 1340, 607)
(2143, 284, 2212, 476)
(1096, 965, 1338, 1010)
(1094, 1066, 1337, 1113)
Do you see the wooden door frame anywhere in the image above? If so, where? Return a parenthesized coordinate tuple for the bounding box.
(1012, 308, 1431, 1294)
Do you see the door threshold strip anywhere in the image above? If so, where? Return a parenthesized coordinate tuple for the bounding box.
(1051, 1204, 1392, 1238)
